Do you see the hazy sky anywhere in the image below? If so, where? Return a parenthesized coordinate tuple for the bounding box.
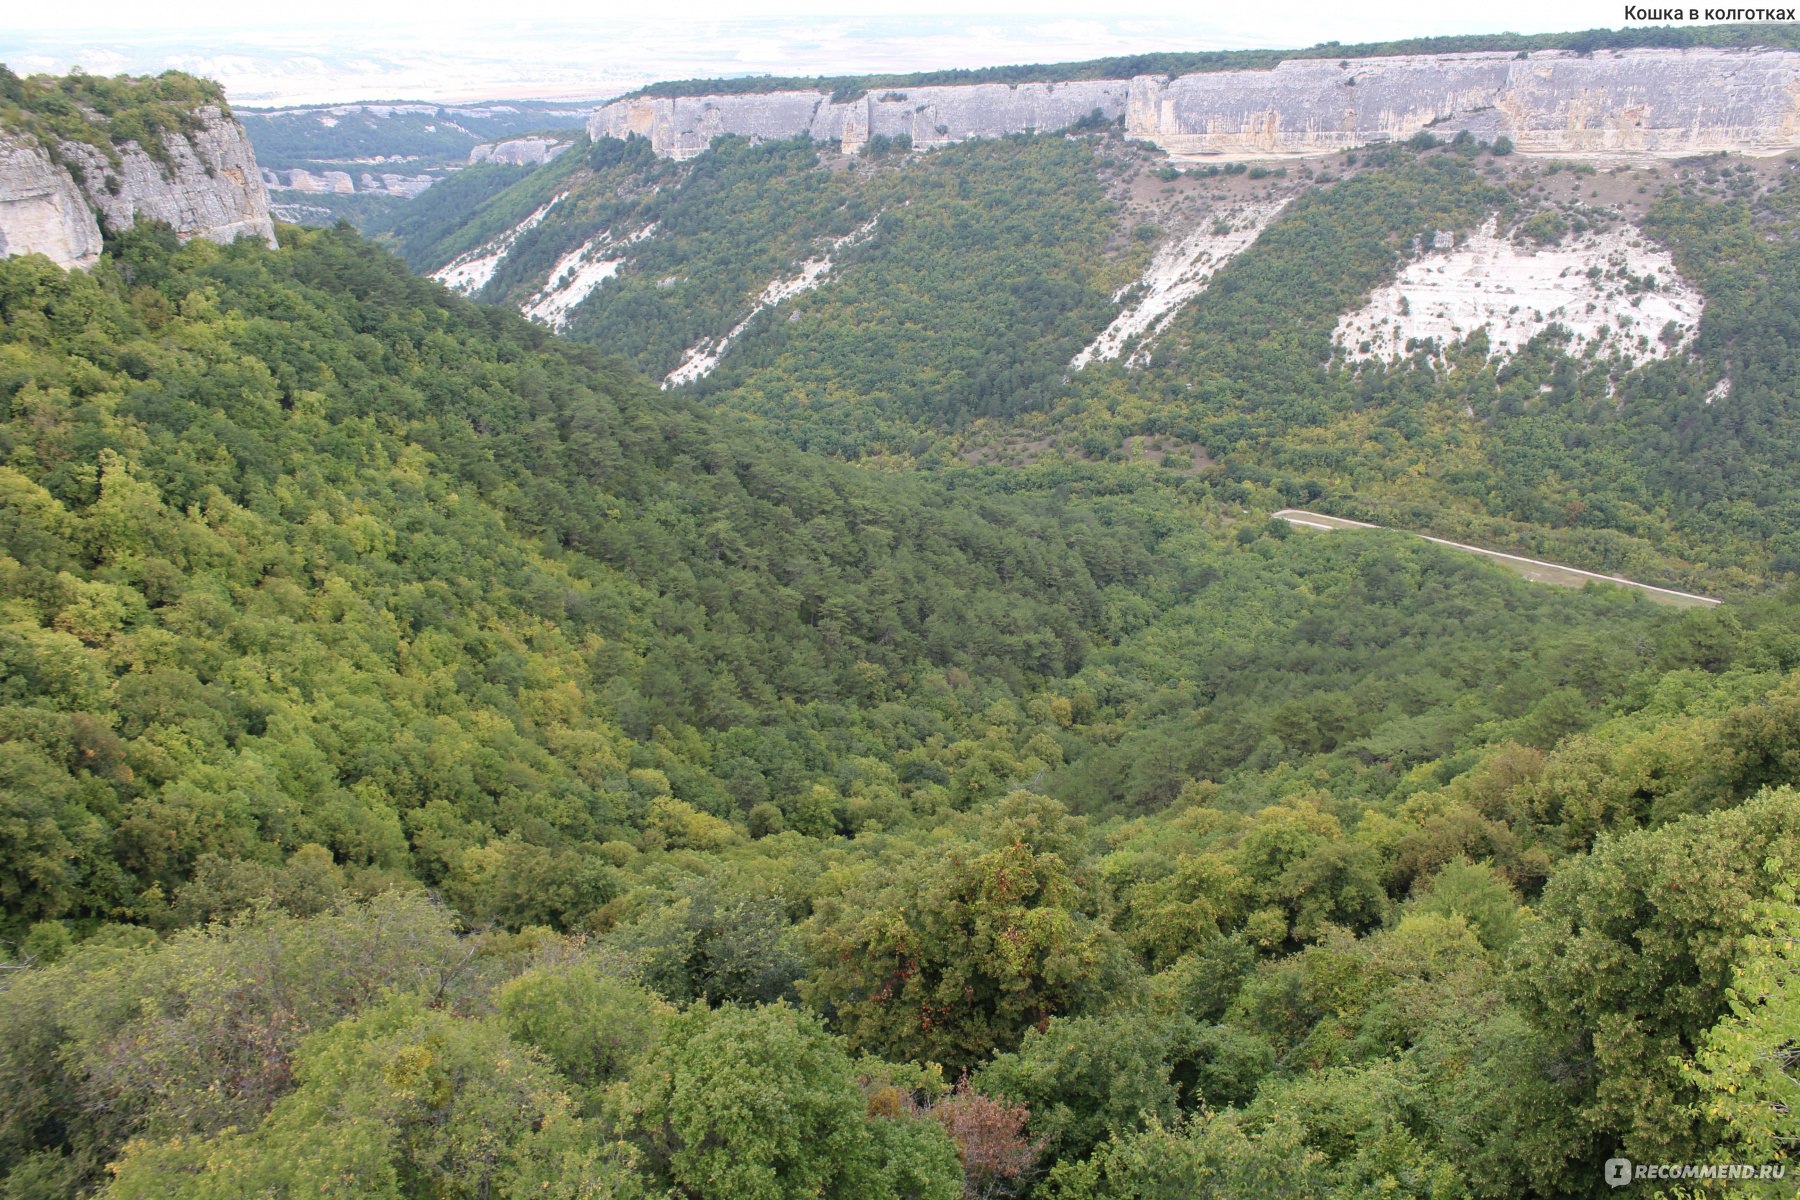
(0, 1, 1730, 107)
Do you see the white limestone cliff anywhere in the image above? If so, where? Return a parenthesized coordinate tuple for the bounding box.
(470, 138, 573, 166)
(1, 104, 276, 271)
(0, 135, 104, 269)
(590, 48, 1800, 164)
(592, 80, 1128, 160)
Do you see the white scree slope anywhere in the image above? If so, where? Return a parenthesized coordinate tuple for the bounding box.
(431, 194, 566, 296)
(664, 218, 879, 388)
(1335, 216, 1702, 367)
(1072, 198, 1289, 371)
(521, 224, 659, 331)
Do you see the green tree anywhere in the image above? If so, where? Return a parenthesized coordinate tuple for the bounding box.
(610, 1001, 959, 1200)
(805, 792, 1130, 1068)
(977, 1012, 1180, 1162)
(1509, 789, 1800, 1172)
(1041, 1111, 1330, 1200)
(497, 960, 668, 1100)
(0, 893, 465, 1193)
(106, 994, 647, 1199)
(1682, 871, 1800, 1183)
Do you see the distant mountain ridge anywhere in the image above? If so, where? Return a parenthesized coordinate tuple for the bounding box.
(236, 99, 588, 226)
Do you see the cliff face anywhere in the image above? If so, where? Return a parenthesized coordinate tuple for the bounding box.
(469, 137, 574, 166)
(0, 104, 276, 271)
(592, 48, 1800, 162)
(591, 79, 1130, 159)
(1137, 48, 1800, 158)
(0, 135, 103, 268)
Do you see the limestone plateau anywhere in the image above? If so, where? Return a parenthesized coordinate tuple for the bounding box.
(0, 105, 276, 270)
(591, 47, 1800, 161)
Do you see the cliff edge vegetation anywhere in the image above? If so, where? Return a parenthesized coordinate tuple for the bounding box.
(0, 66, 274, 270)
(0, 66, 228, 169)
(627, 21, 1800, 100)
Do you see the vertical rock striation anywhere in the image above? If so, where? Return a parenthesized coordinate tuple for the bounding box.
(591, 80, 1130, 159)
(1, 103, 276, 271)
(0, 134, 104, 268)
(590, 48, 1800, 163)
(469, 137, 573, 165)
(1133, 48, 1800, 159)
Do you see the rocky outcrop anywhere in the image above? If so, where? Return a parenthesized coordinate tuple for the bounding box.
(591, 47, 1800, 162)
(1134, 48, 1800, 159)
(262, 166, 435, 198)
(591, 80, 1129, 159)
(1, 105, 276, 271)
(264, 167, 356, 194)
(360, 172, 434, 198)
(0, 135, 104, 269)
(469, 137, 573, 166)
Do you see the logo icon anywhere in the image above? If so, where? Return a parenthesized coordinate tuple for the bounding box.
(1605, 1157, 1633, 1188)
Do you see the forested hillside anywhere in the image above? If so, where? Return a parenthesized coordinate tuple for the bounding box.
(409, 121, 1800, 595)
(3, 57, 1800, 1200)
(3, 197, 1800, 1200)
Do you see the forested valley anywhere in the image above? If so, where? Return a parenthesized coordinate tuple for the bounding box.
(417, 121, 1800, 593)
(2, 55, 1800, 1200)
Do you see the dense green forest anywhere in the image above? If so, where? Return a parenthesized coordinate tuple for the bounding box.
(266, 189, 424, 231)
(411, 131, 1139, 435)
(6, 58, 1800, 1199)
(2, 204, 1799, 1200)
(365, 162, 537, 261)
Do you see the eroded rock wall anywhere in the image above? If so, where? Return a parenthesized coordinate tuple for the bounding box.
(1136, 48, 1800, 159)
(1, 105, 276, 271)
(470, 137, 574, 166)
(0, 135, 104, 269)
(591, 48, 1800, 162)
(591, 80, 1129, 158)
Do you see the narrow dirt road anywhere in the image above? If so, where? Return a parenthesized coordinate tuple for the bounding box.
(1271, 509, 1720, 608)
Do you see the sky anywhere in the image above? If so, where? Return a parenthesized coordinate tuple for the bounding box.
(0, 1, 1734, 108)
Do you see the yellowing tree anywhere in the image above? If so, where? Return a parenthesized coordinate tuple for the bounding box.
(806, 792, 1129, 1068)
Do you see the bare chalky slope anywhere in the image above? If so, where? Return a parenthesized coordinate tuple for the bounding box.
(664, 218, 879, 387)
(431, 195, 567, 296)
(522, 223, 658, 331)
(1072, 199, 1290, 370)
(1334, 216, 1702, 366)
